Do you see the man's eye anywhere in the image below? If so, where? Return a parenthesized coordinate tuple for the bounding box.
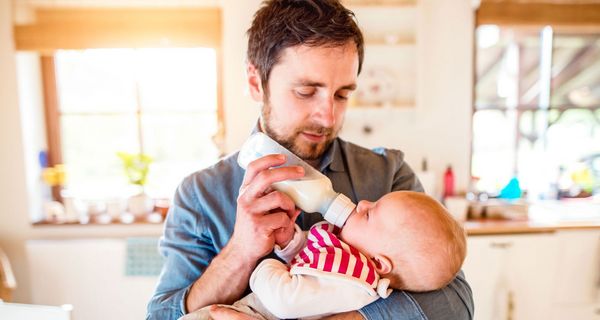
(335, 90, 352, 101)
(296, 89, 315, 98)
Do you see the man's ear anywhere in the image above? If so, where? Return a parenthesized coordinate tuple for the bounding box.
(246, 63, 264, 103)
(372, 254, 393, 275)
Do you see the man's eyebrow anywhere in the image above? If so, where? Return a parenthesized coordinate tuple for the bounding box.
(340, 83, 357, 91)
(293, 80, 357, 91)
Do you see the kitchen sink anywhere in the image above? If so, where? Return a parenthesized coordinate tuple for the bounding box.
(528, 198, 600, 222)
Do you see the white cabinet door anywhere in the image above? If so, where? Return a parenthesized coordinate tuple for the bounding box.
(464, 234, 557, 320)
(508, 234, 558, 320)
(27, 240, 158, 320)
(464, 236, 514, 320)
(551, 230, 600, 320)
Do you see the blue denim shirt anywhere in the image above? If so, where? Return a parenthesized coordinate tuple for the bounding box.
(147, 137, 474, 320)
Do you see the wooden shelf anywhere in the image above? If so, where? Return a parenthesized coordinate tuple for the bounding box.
(346, 0, 418, 112)
(32, 212, 165, 226)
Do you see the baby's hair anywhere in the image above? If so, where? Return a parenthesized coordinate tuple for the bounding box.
(384, 192, 466, 292)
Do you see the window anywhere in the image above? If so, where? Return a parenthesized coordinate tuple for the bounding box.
(13, 7, 222, 223)
(44, 48, 222, 201)
(473, 25, 600, 198)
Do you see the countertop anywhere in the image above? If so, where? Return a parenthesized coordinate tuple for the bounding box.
(465, 218, 600, 235)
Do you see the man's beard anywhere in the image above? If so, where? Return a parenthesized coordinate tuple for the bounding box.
(260, 101, 339, 161)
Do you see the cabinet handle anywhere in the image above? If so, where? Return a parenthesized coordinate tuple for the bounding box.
(490, 242, 513, 249)
(507, 290, 514, 320)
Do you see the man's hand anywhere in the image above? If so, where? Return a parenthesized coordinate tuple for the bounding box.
(209, 305, 363, 320)
(209, 305, 258, 320)
(229, 154, 305, 263)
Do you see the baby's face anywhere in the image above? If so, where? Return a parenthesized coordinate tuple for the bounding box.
(340, 191, 465, 291)
(339, 193, 404, 259)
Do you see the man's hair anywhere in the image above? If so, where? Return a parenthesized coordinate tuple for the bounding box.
(247, 0, 364, 91)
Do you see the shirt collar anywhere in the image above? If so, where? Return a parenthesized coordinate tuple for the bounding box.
(318, 138, 345, 173)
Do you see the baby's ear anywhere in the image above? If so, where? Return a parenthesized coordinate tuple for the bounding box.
(372, 255, 392, 275)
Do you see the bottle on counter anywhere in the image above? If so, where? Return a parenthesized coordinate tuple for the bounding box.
(238, 132, 356, 227)
(443, 165, 455, 199)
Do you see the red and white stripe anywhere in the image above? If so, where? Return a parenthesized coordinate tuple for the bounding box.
(290, 222, 379, 288)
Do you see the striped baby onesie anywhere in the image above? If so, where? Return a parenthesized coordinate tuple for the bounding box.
(290, 221, 389, 296)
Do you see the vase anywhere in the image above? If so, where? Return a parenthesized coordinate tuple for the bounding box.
(128, 192, 153, 217)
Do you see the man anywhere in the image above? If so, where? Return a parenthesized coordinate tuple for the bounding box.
(147, 0, 473, 319)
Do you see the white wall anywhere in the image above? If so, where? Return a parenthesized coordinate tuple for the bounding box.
(27, 239, 158, 320)
(0, 0, 475, 305)
(0, 0, 34, 303)
(416, 0, 474, 193)
(221, 0, 262, 153)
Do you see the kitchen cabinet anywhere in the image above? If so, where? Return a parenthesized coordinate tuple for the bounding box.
(550, 230, 600, 320)
(463, 233, 558, 320)
(27, 239, 158, 320)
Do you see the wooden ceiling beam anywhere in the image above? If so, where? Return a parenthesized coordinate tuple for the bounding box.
(477, 2, 600, 27)
(14, 8, 222, 51)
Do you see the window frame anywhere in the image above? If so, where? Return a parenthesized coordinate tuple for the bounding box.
(471, 10, 600, 196)
(40, 48, 225, 202)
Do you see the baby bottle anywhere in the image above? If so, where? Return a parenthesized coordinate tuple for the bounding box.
(238, 132, 356, 227)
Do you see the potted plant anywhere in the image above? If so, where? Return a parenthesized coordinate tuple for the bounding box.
(117, 152, 153, 217)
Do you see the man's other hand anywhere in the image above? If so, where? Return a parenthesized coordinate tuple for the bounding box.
(209, 305, 257, 320)
(209, 305, 364, 320)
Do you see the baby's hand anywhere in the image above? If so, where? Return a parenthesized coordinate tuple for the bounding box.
(274, 208, 301, 249)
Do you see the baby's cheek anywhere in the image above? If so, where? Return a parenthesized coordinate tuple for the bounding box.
(340, 222, 360, 243)
(339, 225, 351, 242)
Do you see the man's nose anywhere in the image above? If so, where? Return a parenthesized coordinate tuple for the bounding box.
(313, 96, 336, 128)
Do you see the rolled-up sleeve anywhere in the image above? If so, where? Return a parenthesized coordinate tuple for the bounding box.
(146, 178, 216, 320)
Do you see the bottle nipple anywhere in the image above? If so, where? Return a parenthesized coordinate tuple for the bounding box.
(324, 193, 356, 227)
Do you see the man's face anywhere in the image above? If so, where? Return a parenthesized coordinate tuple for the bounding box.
(253, 42, 359, 161)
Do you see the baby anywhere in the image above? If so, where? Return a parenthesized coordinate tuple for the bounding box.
(182, 191, 466, 320)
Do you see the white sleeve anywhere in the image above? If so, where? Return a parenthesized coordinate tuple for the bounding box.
(249, 259, 378, 319)
(273, 224, 306, 263)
